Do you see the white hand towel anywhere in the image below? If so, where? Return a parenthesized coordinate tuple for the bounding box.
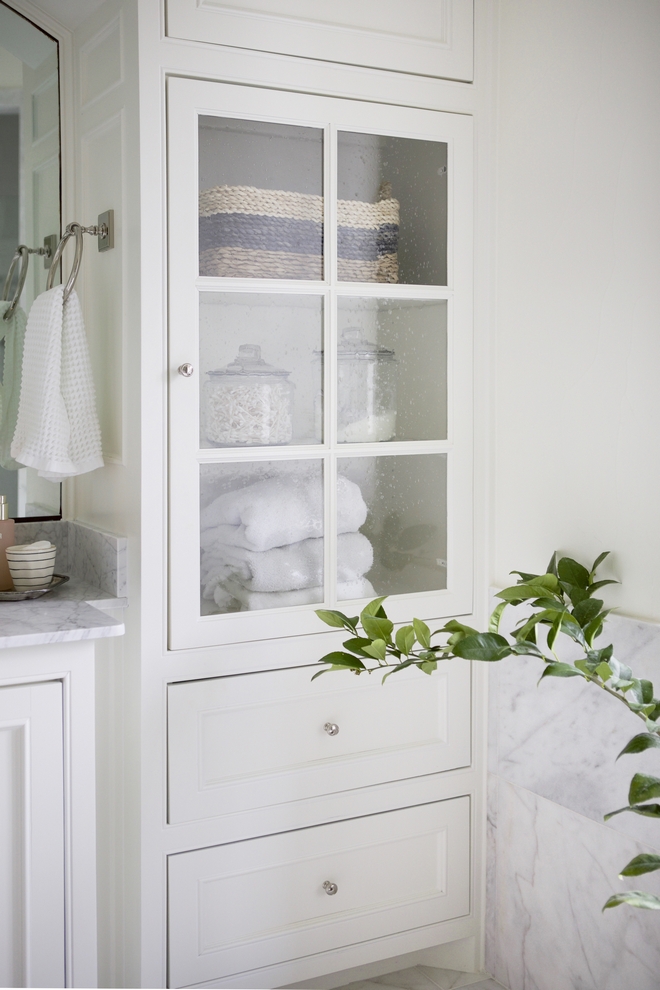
(0, 301, 27, 470)
(11, 285, 104, 480)
(216, 576, 375, 611)
(201, 474, 367, 552)
(202, 532, 373, 594)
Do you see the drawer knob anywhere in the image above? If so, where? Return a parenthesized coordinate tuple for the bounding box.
(324, 722, 339, 736)
(323, 881, 338, 895)
(178, 363, 194, 377)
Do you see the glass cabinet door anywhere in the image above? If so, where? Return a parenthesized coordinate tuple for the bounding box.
(168, 78, 473, 650)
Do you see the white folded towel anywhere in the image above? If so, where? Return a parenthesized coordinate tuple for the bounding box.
(216, 576, 375, 611)
(0, 301, 27, 470)
(202, 532, 373, 594)
(11, 285, 103, 480)
(201, 473, 367, 552)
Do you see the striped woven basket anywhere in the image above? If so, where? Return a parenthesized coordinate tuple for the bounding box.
(199, 182, 399, 282)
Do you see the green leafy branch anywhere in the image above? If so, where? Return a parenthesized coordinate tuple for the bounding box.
(315, 551, 660, 913)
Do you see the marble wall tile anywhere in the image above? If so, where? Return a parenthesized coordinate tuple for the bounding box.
(489, 778, 660, 990)
(489, 609, 660, 848)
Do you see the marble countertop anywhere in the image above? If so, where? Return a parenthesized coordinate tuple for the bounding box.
(0, 576, 125, 649)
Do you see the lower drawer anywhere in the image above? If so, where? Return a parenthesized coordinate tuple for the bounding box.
(168, 796, 470, 988)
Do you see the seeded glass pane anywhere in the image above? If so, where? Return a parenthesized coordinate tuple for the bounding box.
(199, 293, 323, 447)
(200, 460, 324, 614)
(198, 116, 323, 279)
(338, 454, 447, 598)
(337, 297, 447, 442)
(337, 132, 447, 286)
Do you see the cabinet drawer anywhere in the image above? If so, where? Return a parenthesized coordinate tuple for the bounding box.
(168, 662, 471, 824)
(168, 797, 470, 987)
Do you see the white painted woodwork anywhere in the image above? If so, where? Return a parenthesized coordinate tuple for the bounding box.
(168, 797, 470, 988)
(167, 76, 474, 650)
(168, 662, 471, 825)
(0, 680, 65, 989)
(165, 0, 474, 82)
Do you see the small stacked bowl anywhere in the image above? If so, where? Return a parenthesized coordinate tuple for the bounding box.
(6, 541, 57, 590)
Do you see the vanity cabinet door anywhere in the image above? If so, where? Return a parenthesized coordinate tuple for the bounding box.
(168, 797, 470, 988)
(0, 680, 65, 989)
(168, 77, 473, 651)
(167, 660, 470, 826)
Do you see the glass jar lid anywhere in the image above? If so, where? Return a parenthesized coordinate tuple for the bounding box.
(207, 344, 291, 378)
(337, 327, 395, 361)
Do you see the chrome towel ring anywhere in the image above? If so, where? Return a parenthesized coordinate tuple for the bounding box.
(2, 244, 52, 322)
(46, 216, 112, 303)
(46, 223, 85, 303)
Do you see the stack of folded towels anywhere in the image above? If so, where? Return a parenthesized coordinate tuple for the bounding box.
(201, 473, 374, 610)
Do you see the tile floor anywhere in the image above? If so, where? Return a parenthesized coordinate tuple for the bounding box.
(333, 965, 507, 990)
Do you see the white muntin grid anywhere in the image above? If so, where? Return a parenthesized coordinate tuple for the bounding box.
(167, 76, 471, 647)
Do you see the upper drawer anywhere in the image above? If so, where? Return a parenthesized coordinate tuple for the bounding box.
(168, 797, 470, 987)
(165, 1, 474, 82)
(167, 661, 471, 825)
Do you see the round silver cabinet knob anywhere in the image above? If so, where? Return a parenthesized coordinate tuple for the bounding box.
(324, 722, 339, 736)
(323, 881, 338, 895)
(178, 363, 194, 377)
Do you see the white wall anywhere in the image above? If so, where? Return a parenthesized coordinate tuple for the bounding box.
(493, 0, 660, 620)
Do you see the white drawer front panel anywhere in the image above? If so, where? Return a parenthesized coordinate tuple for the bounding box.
(168, 662, 470, 824)
(168, 797, 470, 987)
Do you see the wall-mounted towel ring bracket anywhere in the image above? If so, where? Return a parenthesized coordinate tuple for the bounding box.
(2, 243, 53, 322)
(47, 211, 114, 303)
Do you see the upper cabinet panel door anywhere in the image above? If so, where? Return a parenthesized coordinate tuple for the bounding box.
(168, 77, 472, 651)
(165, 0, 474, 82)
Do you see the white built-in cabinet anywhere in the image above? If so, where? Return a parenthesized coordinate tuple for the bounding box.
(165, 67, 475, 989)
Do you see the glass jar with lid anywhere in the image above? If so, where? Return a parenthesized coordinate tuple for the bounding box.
(203, 344, 294, 446)
(337, 327, 396, 443)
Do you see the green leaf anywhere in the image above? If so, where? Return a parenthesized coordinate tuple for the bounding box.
(557, 557, 590, 589)
(317, 651, 366, 670)
(572, 598, 604, 627)
(510, 640, 544, 658)
(496, 583, 554, 603)
(361, 613, 393, 642)
(629, 774, 660, 806)
(539, 662, 584, 681)
(641, 679, 655, 704)
(583, 609, 613, 647)
(546, 614, 562, 652)
(546, 551, 559, 577)
(489, 602, 508, 633)
(382, 659, 416, 683)
(419, 660, 437, 674)
(586, 578, 619, 596)
(594, 661, 613, 683)
(412, 617, 431, 650)
(395, 625, 416, 656)
(617, 733, 660, 759)
(619, 854, 660, 878)
(361, 597, 389, 619)
(509, 570, 539, 583)
(362, 639, 387, 661)
(342, 637, 377, 658)
(453, 633, 510, 662)
(590, 551, 610, 574)
(315, 609, 358, 632)
(603, 891, 660, 911)
(605, 803, 660, 821)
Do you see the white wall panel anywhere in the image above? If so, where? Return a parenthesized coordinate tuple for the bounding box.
(493, 0, 660, 619)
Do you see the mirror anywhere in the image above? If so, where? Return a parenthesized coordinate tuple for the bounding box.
(0, 1, 61, 519)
